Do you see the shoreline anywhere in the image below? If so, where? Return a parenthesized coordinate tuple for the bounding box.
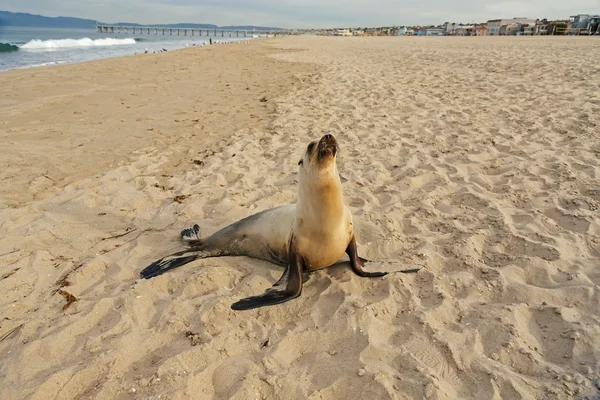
(0, 25, 259, 72)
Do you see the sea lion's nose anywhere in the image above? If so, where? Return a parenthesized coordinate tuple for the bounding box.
(324, 134, 333, 140)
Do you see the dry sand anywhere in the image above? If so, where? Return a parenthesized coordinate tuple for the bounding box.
(1, 36, 599, 399)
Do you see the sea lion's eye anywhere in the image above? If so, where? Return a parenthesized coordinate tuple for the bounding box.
(298, 159, 303, 166)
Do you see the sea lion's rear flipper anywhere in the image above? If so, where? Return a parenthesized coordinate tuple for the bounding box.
(140, 250, 199, 279)
(181, 224, 201, 243)
(346, 236, 388, 278)
(231, 240, 304, 310)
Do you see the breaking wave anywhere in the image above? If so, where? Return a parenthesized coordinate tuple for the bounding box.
(20, 37, 137, 50)
(0, 42, 20, 52)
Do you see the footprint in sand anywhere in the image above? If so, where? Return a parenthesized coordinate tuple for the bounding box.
(544, 208, 590, 234)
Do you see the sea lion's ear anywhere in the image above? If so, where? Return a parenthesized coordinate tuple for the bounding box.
(298, 159, 303, 166)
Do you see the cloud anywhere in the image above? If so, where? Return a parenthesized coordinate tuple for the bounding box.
(3, 0, 599, 28)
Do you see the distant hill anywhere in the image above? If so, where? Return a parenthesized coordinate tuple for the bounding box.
(0, 11, 281, 30)
(0, 11, 98, 29)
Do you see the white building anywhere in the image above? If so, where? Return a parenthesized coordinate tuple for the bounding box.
(334, 28, 352, 36)
(444, 23, 459, 35)
(486, 18, 537, 35)
(455, 25, 475, 36)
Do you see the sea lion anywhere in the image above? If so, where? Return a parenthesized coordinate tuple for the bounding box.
(140, 134, 413, 310)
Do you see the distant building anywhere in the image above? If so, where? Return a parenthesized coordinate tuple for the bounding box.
(414, 28, 443, 36)
(475, 24, 488, 36)
(486, 18, 537, 35)
(447, 23, 487, 36)
(444, 23, 459, 35)
(499, 23, 519, 35)
(523, 23, 536, 35)
(568, 14, 600, 35)
(426, 28, 443, 36)
(455, 25, 475, 36)
(534, 21, 549, 35)
(334, 28, 352, 36)
(591, 15, 600, 34)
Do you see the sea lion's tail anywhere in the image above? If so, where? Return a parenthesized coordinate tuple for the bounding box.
(140, 250, 200, 279)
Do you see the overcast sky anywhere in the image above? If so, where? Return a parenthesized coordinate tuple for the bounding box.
(3, 0, 599, 28)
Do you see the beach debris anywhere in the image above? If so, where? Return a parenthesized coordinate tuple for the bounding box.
(185, 331, 203, 346)
(192, 159, 204, 166)
(101, 227, 136, 241)
(259, 96, 268, 103)
(0, 323, 25, 344)
(261, 339, 270, 348)
(1, 268, 20, 280)
(55, 276, 72, 288)
(97, 212, 107, 216)
(173, 194, 190, 204)
(58, 290, 78, 311)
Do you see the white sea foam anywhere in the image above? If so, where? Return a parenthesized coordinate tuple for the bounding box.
(20, 38, 137, 50)
(17, 61, 67, 69)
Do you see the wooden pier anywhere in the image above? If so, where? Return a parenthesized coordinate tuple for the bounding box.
(96, 25, 287, 38)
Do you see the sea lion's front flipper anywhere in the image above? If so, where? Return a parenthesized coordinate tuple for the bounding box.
(231, 240, 304, 310)
(346, 236, 388, 278)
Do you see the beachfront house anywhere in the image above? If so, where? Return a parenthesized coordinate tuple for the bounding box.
(522, 23, 536, 35)
(334, 28, 352, 36)
(427, 28, 443, 36)
(475, 24, 488, 36)
(568, 14, 600, 35)
(486, 18, 537, 35)
(486, 19, 502, 35)
(397, 27, 415, 36)
(413, 27, 426, 36)
(455, 25, 475, 36)
(591, 16, 600, 34)
(414, 28, 443, 36)
(534, 21, 549, 35)
(590, 16, 600, 34)
(444, 23, 459, 35)
(499, 23, 518, 35)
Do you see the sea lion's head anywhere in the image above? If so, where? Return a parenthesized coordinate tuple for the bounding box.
(298, 134, 338, 171)
(297, 134, 341, 199)
(296, 134, 343, 215)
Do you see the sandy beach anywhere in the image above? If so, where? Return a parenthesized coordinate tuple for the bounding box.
(1, 36, 599, 399)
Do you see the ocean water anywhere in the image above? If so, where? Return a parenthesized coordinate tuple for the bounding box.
(0, 26, 261, 71)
